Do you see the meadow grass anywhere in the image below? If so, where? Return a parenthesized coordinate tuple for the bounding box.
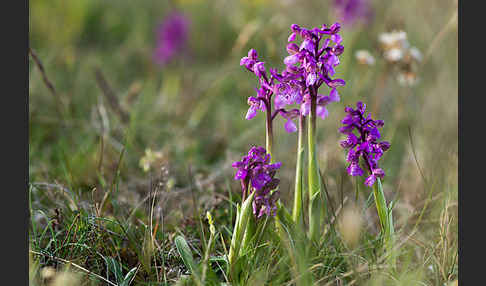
(29, 0, 457, 285)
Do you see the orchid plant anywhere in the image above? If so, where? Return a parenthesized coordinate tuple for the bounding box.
(339, 101, 395, 264)
(240, 23, 346, 240)
(226, 22, 395, 281)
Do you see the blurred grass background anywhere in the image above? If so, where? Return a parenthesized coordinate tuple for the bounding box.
(29, 0, 457, 285)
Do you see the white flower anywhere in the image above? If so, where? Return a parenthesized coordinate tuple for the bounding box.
(409, 46, 423, 62)
(379, 30, 408, 49)
(355, 50, 376, 65)
(378, 32, 395, 46)
(397, 72, 419, 86)
(384, 48, 403, 62)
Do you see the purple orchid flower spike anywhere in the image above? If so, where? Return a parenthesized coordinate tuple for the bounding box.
(333, 0, 374, 27)
(154, 12, 190, 65)
(339, 101, 390, 187)
(232, 146, 282, 218)
(240, 23, 345, 134)
(239, 22, 348, 242)
(266, 23, 346, 131)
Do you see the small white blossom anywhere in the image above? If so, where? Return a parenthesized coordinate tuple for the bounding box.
(397, 72, 419, 86)
(355, 50, 376, 65)
(384, 48, 403, 62)
(379, 30, 408, 49)
(409, 46, 423, 62)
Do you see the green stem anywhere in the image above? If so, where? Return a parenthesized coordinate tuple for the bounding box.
(201, 231, 215, 283)
(292, 115, 306, 225)
(266, 106, 274, 161)
(307, 88, 323, 242)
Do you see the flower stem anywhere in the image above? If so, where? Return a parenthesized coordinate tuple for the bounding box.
(292, 115, 306, 225)
(266, 103, 274, 161)
(307, 87, 323, 242)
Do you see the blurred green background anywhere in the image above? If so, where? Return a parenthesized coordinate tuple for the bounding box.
(29, 0, 457, 198)
(29, 0, 457, 283)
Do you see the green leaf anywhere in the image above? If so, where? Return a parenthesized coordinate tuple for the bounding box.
(103, 256, 123, 284)
(364, 190, 375, 210)
(228, 192, 255, 276)
(310, 190, 321, 202)
(175, 235, 198, 275)
(388, 199, 397, 212)
(209, 255, 228, 273)
(120, 267, 138, 286)
(209, 255, 227, 263)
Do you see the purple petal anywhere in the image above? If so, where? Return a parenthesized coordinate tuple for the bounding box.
(331, 34, 342, 45)
(329, 22, 341, 34)
(274, 94, 286, 109)
(291, 24, 301, 32)
(316, 97, 330, 108)
(316, 106, 329, 119)
(373, 168, 385, 178)
(341, 114, 355, 124)
(357, 141, 372, 153)
(246, 106, 257, 120)
(235, 168, 248, 180)
(287, 43, 300, 54)
(262, 178, 280, 192)
(356, 101, 366, 113)
(374, 120, 385, 127)
(284, 119, 298, 133)
(379, 141, 391, 151)
(328, 79, 346, 87)
(284, 54, 299, 66)
(240, 56, 249, 66)
(268, 162, 282, 170)
(322, 38, 331, 50)
(367, 127, 380, 140)
(333, 45, 344, 56)
(327, 65, 336, 77)
(364, 175, 376, 187)
(306, 72, 317, 86)
(288, 32, 297, 42)
(347, 162, 364, 176)
(232, 161, 244, 168)
(300, 28, 312, 39)
(300, 101, 310, 116)
(252, 201, 258, 216)
(248, 49, 258, 60)
(339, 124, 354, 134)
(251, 172, 271, 190)
(253, 62, 266, 78)
(328, 54, 340, 67)
(300, 39, 315, 52)
(340, 133, 358, 148)
(346, 148, 359, 163)
(329, 88, 340, 102)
